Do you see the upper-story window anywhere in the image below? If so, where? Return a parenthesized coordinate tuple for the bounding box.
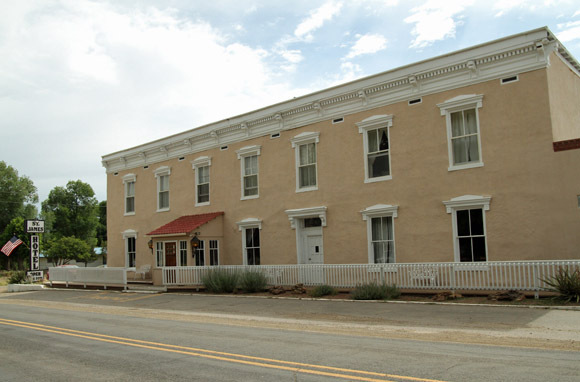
(236, 145, 261, 200)
(437, 95, 484, 171)
(122, 174, 136, 215)
(291, 132, 320, 192)
(192, 156, 211, 206)
(443, 195, 491, 262)
(356, 115, 393, 183)
(154, 167, 170, 212)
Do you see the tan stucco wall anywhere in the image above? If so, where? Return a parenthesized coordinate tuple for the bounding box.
(106, 67, 580, 269)
(547, 51, 580, 141)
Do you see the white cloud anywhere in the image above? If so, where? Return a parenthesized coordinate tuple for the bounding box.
(557, 20, 580, 42)
(492, 0, 529, 17)
(345, 33, 388, 59)
(294, 1, 343, 42)
(404, 0, 473, 49)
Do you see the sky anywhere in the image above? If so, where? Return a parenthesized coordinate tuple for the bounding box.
(2, 0, 580, 206)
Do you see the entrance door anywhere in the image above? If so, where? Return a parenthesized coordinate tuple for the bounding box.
(305, 234, 323, 264)
(165, 242, 177, 267)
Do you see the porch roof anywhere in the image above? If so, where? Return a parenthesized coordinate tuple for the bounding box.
(146, 212, 224, 236)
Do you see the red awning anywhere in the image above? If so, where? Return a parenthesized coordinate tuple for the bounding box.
(146, 212, 224, 236)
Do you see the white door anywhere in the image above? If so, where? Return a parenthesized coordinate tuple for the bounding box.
(305, 234, 323, 264)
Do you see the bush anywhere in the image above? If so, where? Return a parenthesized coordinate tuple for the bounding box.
(202, 269, 239, 293)
(239, 270, 268, 293)
(310, 284, 338, 298)
(351, 282, 400, 300)
(542, 268, 580, 303)
(8, 271, 27, 284)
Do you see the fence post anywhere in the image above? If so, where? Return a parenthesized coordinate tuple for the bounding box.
(533, 263, 539, 300)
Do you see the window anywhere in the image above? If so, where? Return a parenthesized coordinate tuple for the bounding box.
(194, 240, 205, 266)
(236, 218, 262, 265)
(291, 132, 320, 192)
(192, 157, 211, 206)
(444, 195, 491, 262)
(209, 240, 219, 266)
(156, 242, 164, 267)
(237, 146, 261, 200)
(123, 230, 137, 268)
(154, 167, 171, 211)
(179, 241, 187, 266)
(356, 115, 393, 183)
(361, 204, 398, 263)
(438, 95, 484, 171)
(123, 174, 136, 215)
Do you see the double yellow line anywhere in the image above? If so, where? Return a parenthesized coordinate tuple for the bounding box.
(0, 318, 447, 382)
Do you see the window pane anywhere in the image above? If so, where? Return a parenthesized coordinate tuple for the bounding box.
(299, 164, 316, 187)
(198, 166, 209, 183)
(367, 130, 378, 152)
(384, 217, 393, 240)
(368, 153, 390, 178)
(159, 191, 169, 209)
(371, 217, 383, 241)
(126, 197, 135, 213)
(458, 237, 473, 262)
(451, 111, 464, 137)
(299, 144, 309, 165)
(160, 175, 169, 192)
(467, 135, 479, 162)
(126, 182, 135, 196)
(472, 237, 487, 261)
(464, 109, 477, 134)
(252, 227, 260, 247)
(469, 209, 484, 235)
(244, 174, 258, 189)
(452, 137, 468, 164)
(373, 242, 387, 263)
(378, 128, 389, 151)
(457, 210, 470, 236)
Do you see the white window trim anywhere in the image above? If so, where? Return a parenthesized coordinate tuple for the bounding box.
(356, 115, 394, 183)
(291, 132, 320, 193)
(154, 166, 171, 212)
(443, 195, 491, 263)
(155, 242, 164, 267)
(361, 204, 398, 263)
(122, 174, 136, 216)
(192, 156, 212, 207)
(236, 218, 262, 265)
(437, 94, 484, 172)
(236, 145, 261, 200)
(122, 229, 137, 268)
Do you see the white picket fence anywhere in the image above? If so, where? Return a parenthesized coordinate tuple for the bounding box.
(48, 267, 128, 289)
(162, 260, 580, 296)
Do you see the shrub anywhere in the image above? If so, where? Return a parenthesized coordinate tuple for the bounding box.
(202, 269, 239, 293)
(542, 268, 580, 303)
(310, 284, 338, 298)
(351, 282, 400, 300)
(239, 270, 268, 293)
(8, 271, 27, 284)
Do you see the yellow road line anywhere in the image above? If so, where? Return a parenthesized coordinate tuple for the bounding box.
(0, 318, 448, 382)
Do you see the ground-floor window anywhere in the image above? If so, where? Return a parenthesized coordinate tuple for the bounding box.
(194, 240, 205, 266)
(126, 237, 136, 267)
(456, 208, 487, 262)
(179, 241, 187, 266)
(156, 242, 164, 267)
(209, 240, 219, 266)
(370, 216, 395, 263)
(244, 228, 260, 265)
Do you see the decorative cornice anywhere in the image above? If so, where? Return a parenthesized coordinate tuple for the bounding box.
(443, 195, 491, 213)
(102, 28, 576, 173)
(285, 206, 327, 229)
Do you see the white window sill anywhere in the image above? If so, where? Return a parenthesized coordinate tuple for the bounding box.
(296, 186, 318, 193)
(157, 208, 170, 213)
(448, 162, 484, 172)
(124, 212, 135, 216)
(195, 201, 210, 207)
(364, 175, 392, 184)
(241, 195, 259, 201)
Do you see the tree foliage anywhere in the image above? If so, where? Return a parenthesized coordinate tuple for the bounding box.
(0, 217, 31, 271)
(46, 236, 94, 267)
(0, 161, 38, 234)
(41, 180, 98, 247)
(96, 200, 107, 253)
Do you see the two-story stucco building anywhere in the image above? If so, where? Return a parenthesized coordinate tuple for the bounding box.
(102, 27, 580, 278)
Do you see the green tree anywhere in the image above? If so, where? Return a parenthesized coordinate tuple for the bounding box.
(45, 236, 93, 267)
(41, 180, 98, 247)
(0, 161, 38, 234)
(96, 200, 107, 263)
(0, 217, 30, 271)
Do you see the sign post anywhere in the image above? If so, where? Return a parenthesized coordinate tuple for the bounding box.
(25, 220, 44, 282)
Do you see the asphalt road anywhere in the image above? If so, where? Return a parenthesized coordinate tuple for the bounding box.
(1, 289, 579, 381)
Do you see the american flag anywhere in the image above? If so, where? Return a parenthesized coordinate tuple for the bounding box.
(1, 236, 23, 256)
